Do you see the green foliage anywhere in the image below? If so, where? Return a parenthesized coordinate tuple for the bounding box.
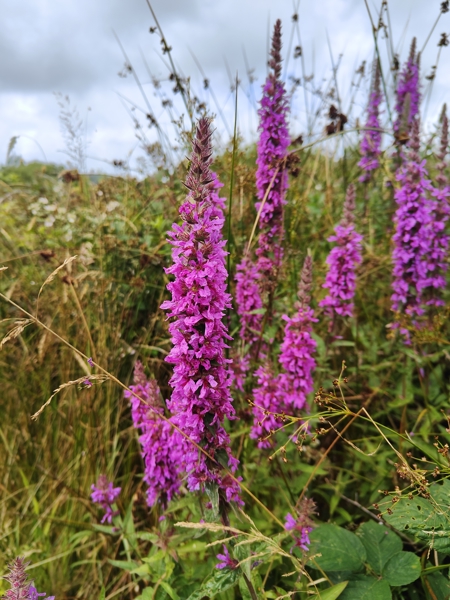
(384, 480, 450, 554)
(310, 522, 421, 597)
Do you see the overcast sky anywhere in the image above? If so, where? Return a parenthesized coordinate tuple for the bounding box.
(1, 0, 449, 172)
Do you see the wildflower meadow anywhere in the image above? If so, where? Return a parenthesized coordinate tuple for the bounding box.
(2, 2, 450, 599)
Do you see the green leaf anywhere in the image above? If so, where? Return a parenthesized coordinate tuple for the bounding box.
(186, 568, 241, 600)
(160, 581, 180, 600)
(309, 524, 367, 572)
(108, 559, 139, 571)
(425, 571, 450, 600)
(384, 481, 450, 553)
(98, 587, 105, 600)
(205, 482, 220, 519)
(309, 581, 349, 599)
(382, 551, 421, 586)
(339, 575, 391, 600)
(135, 588, 154, 600)
(356, 521, 402, 574)
(233, 544, 251, 580)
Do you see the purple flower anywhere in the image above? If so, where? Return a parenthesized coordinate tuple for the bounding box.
(319, 185, 363, 324)
(161, 117, 242, 505)
(87, 357, 94, 367)
(359, 65, 383, 182)
(394, 38, 420, 136)
(279, 256, 317, 411)
(91, 475, 121, 524)
(255, 19, 290, 281)
(233, 256, 264, 389)
(83, 379, 92, 387)
(284, 498, 316, 553)
(2, 557, 55, 600)
(423, 110, 450, 306)
(124, 361, 184, 508)
(29, 587, 55, 600)
(216, 545, 238, 570)
(391, 120, 432, 323)
(233, 20, 289, 382)
(250, 364, 283, 448)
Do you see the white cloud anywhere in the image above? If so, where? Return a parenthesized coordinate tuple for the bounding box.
(1, 0, 449, 171)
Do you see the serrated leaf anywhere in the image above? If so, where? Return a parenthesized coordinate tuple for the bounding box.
(384, 482, 450, 552)
(339, 575, 391, 600)
(309, 581, 349, 599)
(309, 524, 366, 573)
(186, 568, 241, 600)
(356, 521, 402, 574)
(382, 551, 421, 586)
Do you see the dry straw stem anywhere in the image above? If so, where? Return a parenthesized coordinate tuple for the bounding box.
(36, 255, 78, 316)
(246, 163, 281, 252)
(31, 374, 110, 420)
(0, 290, 285, 530)
(0, 318, 33, 350)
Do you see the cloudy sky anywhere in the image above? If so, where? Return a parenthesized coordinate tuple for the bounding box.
(1, 0, 449, 172)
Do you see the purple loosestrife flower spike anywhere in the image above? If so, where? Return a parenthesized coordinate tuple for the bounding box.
(250, 364, 283, 448)
(161, 117, 242, 505)
(423, 109, 450, 306)
(319, 185, 363, 324)
(278, 256, 317, 411)
(359, 65, 383, 182)
(395, 38, 420, 136)
(233, 256, 264, 389)
(2, 558, 55, 600)
(124, 361, 184, 508)
(255, 18, 290, 282)
(284, 497, 316, 553)
(391, 119, 432, 325)
(91, 475, 121, 524)
(233, 19, 289, 382)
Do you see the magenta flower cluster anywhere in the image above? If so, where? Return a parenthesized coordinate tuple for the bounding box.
(250, 363, 284, 448)
(394, 38, 420, 134)
(359, 66, 383, 182)
(319, 185, 363, 323)
(91, 474, 121, 524)
(425, 111, 450, 306)
(392, 116, 450, 325)
(3, 557, 55, 600)
(255, 19, 290, 277)
(234, 19, 290, 384)
(278, 256, 317, 411)
(161, 117, 241, 504)
(391, 120, 432, 320)
(250, 257, 317, 446)
(284, 497, 316, 553)
(215, 545, 238, 570)
(124, 361, 184, 508)
(285, 512, 313, 552)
